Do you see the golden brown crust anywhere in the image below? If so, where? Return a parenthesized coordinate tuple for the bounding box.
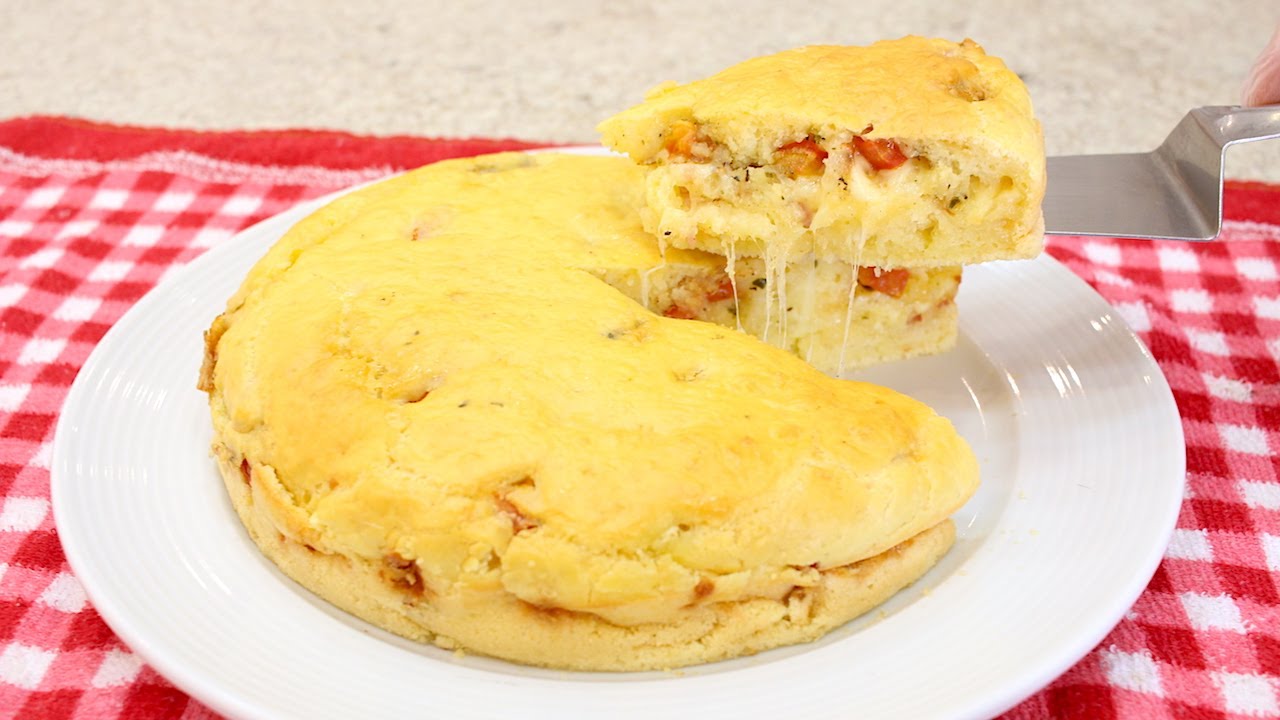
(601, 38, 1042, 171)
(196, 312, 229, 393)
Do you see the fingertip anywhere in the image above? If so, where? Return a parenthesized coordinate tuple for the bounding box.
(1242, 24, 1280, 106)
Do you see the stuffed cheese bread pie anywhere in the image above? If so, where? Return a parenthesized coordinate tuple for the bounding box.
(598, 36, 1046, 269)
(199, 152, 979, 671)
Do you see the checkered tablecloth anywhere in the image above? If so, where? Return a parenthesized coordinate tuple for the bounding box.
(0, 116, 1275, 719)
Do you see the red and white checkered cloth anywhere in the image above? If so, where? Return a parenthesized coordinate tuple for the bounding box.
(0, 116, 1276, 719)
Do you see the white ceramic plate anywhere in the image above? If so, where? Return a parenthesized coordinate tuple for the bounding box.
(52, 152, 1185, 720)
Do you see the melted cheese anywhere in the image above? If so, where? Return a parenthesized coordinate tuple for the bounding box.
(837, 227, 867, 376)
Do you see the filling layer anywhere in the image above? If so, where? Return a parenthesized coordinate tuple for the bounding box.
(645, 122, 1032, 266)
(593, 258, 962, 375)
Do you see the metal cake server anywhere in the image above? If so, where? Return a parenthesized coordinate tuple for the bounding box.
(1044, 104, 1280, 240)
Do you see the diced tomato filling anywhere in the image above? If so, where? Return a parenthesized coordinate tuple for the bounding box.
(774, 138, 828, 177)
(705, 276, 735, 302)
(664, 121, 711, 161)
(850, 136, 908, 170)
(857, 267, 910, 298)
(662, 304, 698, 319)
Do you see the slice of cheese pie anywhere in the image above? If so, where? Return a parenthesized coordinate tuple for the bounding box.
(598, 37, 1045, 269)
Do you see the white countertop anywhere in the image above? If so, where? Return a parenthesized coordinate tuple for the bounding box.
(4, 0, 1278, 180)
